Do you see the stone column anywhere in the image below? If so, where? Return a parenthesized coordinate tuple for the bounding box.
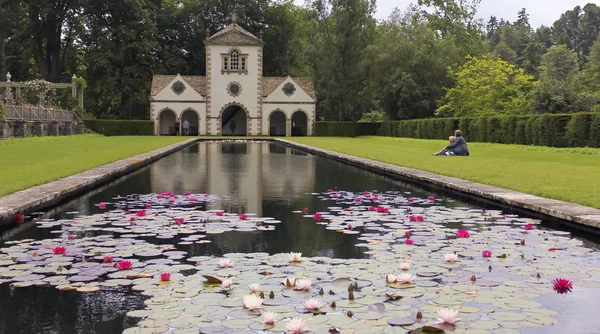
(13, 121, 27, 137)
(31, 122, 47, 136)
(74, 123, 86, 134)
(63, 122, 73, 135)
(286, 119, 292, 137)
(48, 122, 59, 136)
(0, 122, 10, 139)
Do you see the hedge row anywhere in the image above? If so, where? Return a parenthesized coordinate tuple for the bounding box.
(314, 122, 381, 137)
(316, 113, 600, 148)
(85, 120, 154, 136)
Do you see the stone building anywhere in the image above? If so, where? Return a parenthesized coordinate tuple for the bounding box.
(150, 19, 316, 136)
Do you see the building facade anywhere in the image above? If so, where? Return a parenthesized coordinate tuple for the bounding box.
(150, 21, 316, 136)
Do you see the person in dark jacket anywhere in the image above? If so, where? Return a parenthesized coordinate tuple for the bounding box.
(445, 130, 469, 156)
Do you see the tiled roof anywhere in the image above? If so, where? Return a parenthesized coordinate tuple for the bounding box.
(261, 77, 316, 99)
(151, 75, 207, 96)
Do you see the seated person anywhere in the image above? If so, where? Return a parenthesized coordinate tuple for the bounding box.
(433, 136, 456, 156)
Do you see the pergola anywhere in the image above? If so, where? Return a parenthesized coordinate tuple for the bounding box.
(0, 72, 84, 109)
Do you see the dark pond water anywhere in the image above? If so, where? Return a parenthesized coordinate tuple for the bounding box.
(0, 142, 599, 334)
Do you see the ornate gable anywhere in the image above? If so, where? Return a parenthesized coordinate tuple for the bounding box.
(204, 23, 263, 46)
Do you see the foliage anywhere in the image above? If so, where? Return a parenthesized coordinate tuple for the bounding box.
(358, 110, 386, 122)
(314, 122, 380, 137)
(437, 55, 537, 117)
(22, 79, 55, 106)
(0, 100, 5, 120)
(288, 136, 600, 208)
(379, 112, 600, 148)
(85, 120, 155, 136)
(0, 135, 188, 197)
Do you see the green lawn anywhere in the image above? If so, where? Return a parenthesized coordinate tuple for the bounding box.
(0, 135, 189, 197)
(287, 136, 600, 209)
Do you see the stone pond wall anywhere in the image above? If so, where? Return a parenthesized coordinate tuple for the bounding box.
(0, 121, 86, 139)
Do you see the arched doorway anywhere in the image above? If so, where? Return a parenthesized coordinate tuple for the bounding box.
(181, 109, 199, 136)
(291, 110, 308, 136)
(269, 110, 286, 136)
(158, 109, 177, 135)
(221, 105, 247, 136)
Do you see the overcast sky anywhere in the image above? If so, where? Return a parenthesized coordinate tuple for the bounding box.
(295, 0, 600, 28)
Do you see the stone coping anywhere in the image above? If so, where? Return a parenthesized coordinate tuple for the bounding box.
(275, 139, 600, 230)
(0, 139, 198, 224)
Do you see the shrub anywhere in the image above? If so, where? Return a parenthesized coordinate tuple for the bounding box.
(564, 113, 591, 147)
(85, 120, 154, 136)
(314, 122, 381, 137)
(590, 113, 600, 148)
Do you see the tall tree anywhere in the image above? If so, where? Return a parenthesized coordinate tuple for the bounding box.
(308, 0, 377, 121)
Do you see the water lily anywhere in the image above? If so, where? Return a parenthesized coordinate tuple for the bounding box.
(295, 279, 312, 291)
(524, 224, 535, 230)
(184, 191, 191, 196)
(67, 235, 75, 240)
(355, 197, 362, 202)
(405, 239, 414, 245)
(428, 196, 435, 201)
(444, 253, 459, 263)
(400, 262, 411, 271)
(377, 206, 389, 213)
(482, 250, 492, 258)
(174, 218, 185, 225)
(219, 258, 234, 268)
(287, 318, 309, 334)
(103, 256, 113, 263)
(386, 274, 397, 283)
(312, 213, 322, 221)
(396, 273, 415, 284)
(216, 211, 224, 216)
(303, 298, 325, 311)
(169, 199, 175, 204)
(240, 214, 248, 220)
(262, 311, 278, 325)
(52, 246, 66, 255)
(408, 197, 414, 203)
(14, 214, 25, 224)
(284, 277, 296, 287)
(436, 308, 461, 324)
(160, 272, 171, 282)
(116, 260, 133, 270)
(130, 217, 136, 222)
(372, 196, 379, 201)
(248, 283, 261, 293)
(98, 202, 107, 209)
(136, 210, 146, 217)
(303, 208, 309, 214)
(457, 230, 470, 238)
(552, 278, 573, 294)
(188, 197, 198, 202)
(289, 252, 303, 263)
(222, 278, 233, 289)
(242, 294, 263, 311)
(405, 231, 412, 238)
(327, 189, 333, 193)
(368, 206, 378, 212)
(332, 194, 339, 199)
(145, 203, 152, 209)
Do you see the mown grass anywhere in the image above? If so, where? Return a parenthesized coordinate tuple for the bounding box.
(0, 135, 189, 197)
(287, 136, 600, 209)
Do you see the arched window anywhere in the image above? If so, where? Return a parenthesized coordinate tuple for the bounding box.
(222, 48, 249, 74)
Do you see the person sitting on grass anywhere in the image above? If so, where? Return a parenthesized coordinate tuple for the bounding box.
(433, 136, 457, 156)
(434, 130, 470, 156)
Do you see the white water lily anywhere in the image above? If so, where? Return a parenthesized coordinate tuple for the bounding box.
(284, 277, 296, 287)
(289, 252, 303, 263)
(295, 279, 312, 291)
(444, 253, 459, 263)
(385, 274, 397, 283)
(262, 311, 278, 325)
(287, 317, 309, 333)
(303, 298, 325, 311)
(400, 262, 411, 271)
(221, 278, 233, 289)
(436, 308, 461, 324)
(248, 283, 261, 293)
(219, 258, 234, 268)
(242, 294, 263, 311)
(396, 273, 415, 284)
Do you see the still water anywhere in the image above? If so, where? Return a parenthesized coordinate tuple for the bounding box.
(0, 142, 598, 334)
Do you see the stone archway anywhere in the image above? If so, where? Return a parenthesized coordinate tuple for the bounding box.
(181, 109, 200, 136)
(158, 109, 177, 135)
(268, 110, 286, 136)
(220, 104, 248, 136)
(291, 110, 308, 136)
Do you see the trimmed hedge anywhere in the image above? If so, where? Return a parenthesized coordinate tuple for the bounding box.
(317, 113, 600, 148)
(85, 120, 154, 136)
(314, 122, 381, 137)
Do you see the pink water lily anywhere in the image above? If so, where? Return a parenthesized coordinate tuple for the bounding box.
(248, 283, 261, 293)
(457, 230, 470, 238)
(239, 214, 248, 220)
(386, 274, 397, 283)
(312, 213, 322, 221)
(552, 278, 573, 294)
(405, 239, 414, 245)
(396, 273, 415, 284)
(184, 191, 191, 196)
(482, 250, 492, 258)
(303, 298, 325, 311)
(408, 197, 414, 203)
(160, 272, 171, 282)
(428, 196, 435, 201)
(436, 308, 461, 324)
(295, 279, 312, 291)
(219, 258, 234, 268)
(188, 197, 198, 202)
(355, 197, 363, 202)
(524, 224, 535, 230)
(222, 278, 234, 289)
(145, 203, 152, 208)
(405, 231, 412, 238)
(262, 311, 278, 325)
(368, 206, 378, 212)
(67, 235, 75, 240)
(174, 218, 185, 225)
(136, 210, 146, 217)
(372, 196, 379, 201)
(116, 260, 133, 270)
(289, 252, 303, 263)
(400, 262, 411, 271)
(103, 256, 113, 263)
(287, 318, 309, 334)
(98, 202, 107, 209)
(15, 214, 25, 224)
(327, 189, 333, 193)
(169, 199, 175, 204)
(216, 211, 224, 216)
(377, 206, 389, 213)
(332, 194, 339, 199)
(242, 294, 263, 311)
(52, 246, 66, 255)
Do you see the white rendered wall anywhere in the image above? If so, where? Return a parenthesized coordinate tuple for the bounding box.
(151, 102, 206, 135)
